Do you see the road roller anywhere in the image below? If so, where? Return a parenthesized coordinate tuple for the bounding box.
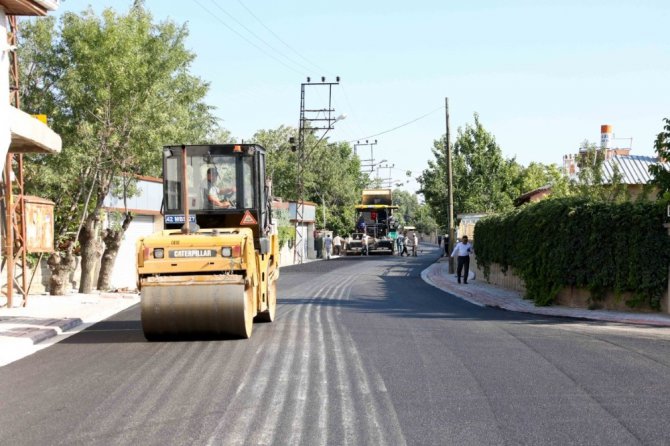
(136, 144, 279, 340)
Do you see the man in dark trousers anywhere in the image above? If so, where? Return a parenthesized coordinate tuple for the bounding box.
(450, 235, 473, 284)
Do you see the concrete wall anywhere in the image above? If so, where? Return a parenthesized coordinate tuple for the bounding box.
(472, 260, 526, 294)
(0, 255, 84, 296)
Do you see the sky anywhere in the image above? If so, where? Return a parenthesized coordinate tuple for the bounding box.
(48, 0, 670, 194)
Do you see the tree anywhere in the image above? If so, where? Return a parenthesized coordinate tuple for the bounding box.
(251, 127, 365, 236)
(392, 189, 437, 234)
(450, 114, 518, 213)
(571, 141, 628, 202)
(419, 114, 520, 229)
(648, 118, 670, 199)
(308, 140, 366, 235)
(252, 125, 298, 200)
(20, 5, 218, 293)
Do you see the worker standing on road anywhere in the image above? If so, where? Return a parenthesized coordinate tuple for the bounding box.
(396, 233, 404, 256)
(315, 233, 323, 259)
(362, 233, 369, 256)
(450, 235, 473, 284)
(324, 234, 333, 260)
(403, 231, 413, 256)
(333, 234, 342, 256)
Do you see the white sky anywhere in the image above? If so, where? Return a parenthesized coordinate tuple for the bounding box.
(51, 0, 670, 194)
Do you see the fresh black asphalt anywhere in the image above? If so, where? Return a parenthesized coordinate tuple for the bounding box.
(1, 247, 669, 445)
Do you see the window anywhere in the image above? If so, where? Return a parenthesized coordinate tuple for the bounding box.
(242, 156, 255, 209)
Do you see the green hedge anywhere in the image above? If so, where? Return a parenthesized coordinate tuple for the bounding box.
(474, 197, 670, 309)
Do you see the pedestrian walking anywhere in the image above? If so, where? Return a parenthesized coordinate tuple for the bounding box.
(333, 234, 342, 256)
(450, 235, 473, 284)
(401, 231, 410, 256)
(396, 233, 404, 256)
(314, 233, 323, 259)
(412, 232, 418, 257)
(324, 234, 333, 260)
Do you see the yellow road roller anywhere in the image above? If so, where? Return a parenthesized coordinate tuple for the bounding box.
(136, 144, 279, 339)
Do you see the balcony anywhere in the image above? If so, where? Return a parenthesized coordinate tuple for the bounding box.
(0, 0, 59, 16)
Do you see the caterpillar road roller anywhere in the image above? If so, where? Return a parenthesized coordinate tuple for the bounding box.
(136, 144, 279, 340)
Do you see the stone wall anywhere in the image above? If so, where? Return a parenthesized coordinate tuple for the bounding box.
(1, 256, 87, 296)
(473, 257, 669, 314)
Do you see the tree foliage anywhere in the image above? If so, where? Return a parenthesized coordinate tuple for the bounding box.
(475, 197, 670, 309)
(648, 118, 670, 198)
(251, 127, 366, 236)
(419, 113, 563, 230)
(570, 142, 629, 202)
(19, 4, 218, 292)
(392, 190, 437, 234)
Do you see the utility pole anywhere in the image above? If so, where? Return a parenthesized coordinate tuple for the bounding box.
(378, 163, 394, 188)
(445, 97, 455, 274)
(293, 76, 342, 264)
(356, 139, 378, 171)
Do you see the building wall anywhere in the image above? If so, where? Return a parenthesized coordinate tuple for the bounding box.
(106, 213, 156, 291)
(0, 9, 11, 171)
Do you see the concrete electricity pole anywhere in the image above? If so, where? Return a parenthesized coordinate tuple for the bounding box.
(293, 76, 343, 264)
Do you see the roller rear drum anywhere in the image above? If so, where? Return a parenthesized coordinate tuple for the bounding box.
(141, 279, 253, 339)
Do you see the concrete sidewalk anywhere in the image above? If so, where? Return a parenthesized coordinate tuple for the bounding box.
(0, 292, 139, 367)
(423, 257, 670, 327)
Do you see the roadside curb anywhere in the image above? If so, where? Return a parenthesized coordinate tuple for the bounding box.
(0, 293, 140, 367)
(421, 266, 484, 308)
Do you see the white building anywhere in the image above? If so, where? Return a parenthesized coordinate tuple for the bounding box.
(1, 1, 62, 171)
(102, 175, 163, 290)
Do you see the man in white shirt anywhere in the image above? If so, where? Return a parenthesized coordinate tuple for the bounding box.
(324, 234, 333, 260)
(206, 167, 235, 208)
(450, 235, 473, 284)
(333, 234, 342, 255)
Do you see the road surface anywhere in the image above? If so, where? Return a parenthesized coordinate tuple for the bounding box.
(1, 248, 669, 445)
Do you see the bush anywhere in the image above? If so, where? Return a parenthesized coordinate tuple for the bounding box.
(474, 197, 670, 309)
(278, 225, 295, 249)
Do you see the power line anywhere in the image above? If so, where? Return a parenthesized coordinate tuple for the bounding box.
(348, 106, 445, 143)
(192, 0, 304, 75)
(235, 0, 328, 75)
(335, 85, 368, 140)
(206, 0, 315, 74)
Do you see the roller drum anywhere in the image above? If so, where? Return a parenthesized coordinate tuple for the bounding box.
(141, 280, 252, 339)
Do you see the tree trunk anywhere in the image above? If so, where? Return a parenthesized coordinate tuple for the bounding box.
(78, 212, 104, 294)
(47, 249, 76, 296)
(97, 212, 133, 291)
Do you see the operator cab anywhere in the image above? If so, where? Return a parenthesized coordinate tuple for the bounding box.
(162, 144, 271, 249)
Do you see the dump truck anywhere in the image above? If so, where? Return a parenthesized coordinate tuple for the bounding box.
(136, 144, 279, 340)
(345, 189, 398, 255)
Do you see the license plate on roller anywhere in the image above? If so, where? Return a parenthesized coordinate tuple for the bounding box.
(169, 249, 217, 258)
